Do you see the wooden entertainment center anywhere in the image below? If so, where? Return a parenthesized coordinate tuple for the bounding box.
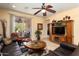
(49, 20, 73, 44)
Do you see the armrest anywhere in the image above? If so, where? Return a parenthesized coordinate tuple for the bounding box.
(71, 47, 79, 56)
(60, 43, 77, 51)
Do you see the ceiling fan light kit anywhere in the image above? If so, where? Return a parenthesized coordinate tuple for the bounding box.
(33, 3, 56, 16)
(41, 9, 46, 13)
(12, 4, 16, 8)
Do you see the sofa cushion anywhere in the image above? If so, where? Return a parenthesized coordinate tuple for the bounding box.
(60, 43, 77, 51)
(2, 42, 22, 56)
(71, 47, 79, 56)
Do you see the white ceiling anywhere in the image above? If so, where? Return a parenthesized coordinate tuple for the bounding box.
(0, 3, 79, 17)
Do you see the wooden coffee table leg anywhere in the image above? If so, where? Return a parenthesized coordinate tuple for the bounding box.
(28, 49, 34, 54)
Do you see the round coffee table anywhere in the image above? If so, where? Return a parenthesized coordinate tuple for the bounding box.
(25, 40, 47, 56)
(25, 40, 46, 50)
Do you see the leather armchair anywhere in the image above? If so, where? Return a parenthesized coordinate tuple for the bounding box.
(53, 43, 77, 56)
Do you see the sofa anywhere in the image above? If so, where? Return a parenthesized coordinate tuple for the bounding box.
(0, 37, 4, 56)
(52, 43, 79, 56)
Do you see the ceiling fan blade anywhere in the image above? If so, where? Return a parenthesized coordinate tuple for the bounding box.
(46, 9, 56, 13)
(43, 12, 47, 16)
(46, 5, 53, 8)
(34, 10, 41, 15)
(32, 8, 41, 9)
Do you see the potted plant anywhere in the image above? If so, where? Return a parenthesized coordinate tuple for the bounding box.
(35, 30, 42, 41)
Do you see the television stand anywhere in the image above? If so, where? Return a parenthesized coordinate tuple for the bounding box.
(51, 34, 66, 43)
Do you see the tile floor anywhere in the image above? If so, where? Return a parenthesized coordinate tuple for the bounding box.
(42, 39, 59, 51)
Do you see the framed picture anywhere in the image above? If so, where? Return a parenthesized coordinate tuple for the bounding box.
(37, 23, 43, 30)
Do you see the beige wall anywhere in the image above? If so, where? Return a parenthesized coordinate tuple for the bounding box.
(31, 17, 44, 40)
(0, 9, 47, 40)
(47, 7, 79, 45)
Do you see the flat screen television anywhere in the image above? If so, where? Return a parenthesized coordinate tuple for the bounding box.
(54, 26, 65, 35)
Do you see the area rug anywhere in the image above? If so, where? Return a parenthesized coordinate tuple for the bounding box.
(21, 49, 57, 56)
(24, 49, 49, 56)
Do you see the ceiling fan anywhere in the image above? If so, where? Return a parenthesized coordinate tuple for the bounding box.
(32, 3, 56, 16)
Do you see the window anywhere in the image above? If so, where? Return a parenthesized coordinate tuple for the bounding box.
(10, 15, 31, 38)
